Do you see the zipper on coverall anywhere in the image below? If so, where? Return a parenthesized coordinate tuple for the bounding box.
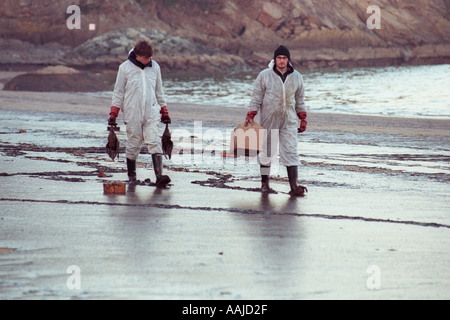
(277, 74, 288, 124)
(141, 70, 146, 121)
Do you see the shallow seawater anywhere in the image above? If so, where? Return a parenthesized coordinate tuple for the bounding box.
(90, 64, 450, 119)
(161, 64, 450, 118)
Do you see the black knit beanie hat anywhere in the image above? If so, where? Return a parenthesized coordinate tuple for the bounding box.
(274, 45, 291, 60)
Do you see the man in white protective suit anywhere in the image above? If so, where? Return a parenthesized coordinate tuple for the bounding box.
(108, 39, 171, 188)
(246, 45, 309, 196)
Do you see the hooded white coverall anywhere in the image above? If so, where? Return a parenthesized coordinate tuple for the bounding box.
(111, 58, 166, 161)
(248, 60, 308, 167)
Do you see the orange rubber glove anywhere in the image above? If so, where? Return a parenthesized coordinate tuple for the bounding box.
(109, 106, 120, 126)
(160, 106, 171, 124)
(245, 111, 258, 125)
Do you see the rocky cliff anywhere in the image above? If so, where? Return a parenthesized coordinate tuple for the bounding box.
(1, 0, 449, 72)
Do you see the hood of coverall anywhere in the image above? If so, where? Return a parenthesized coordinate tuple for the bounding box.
(128, 49, 153, 69)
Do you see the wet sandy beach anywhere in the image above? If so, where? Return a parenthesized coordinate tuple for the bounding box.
(0, 87, 449, 300)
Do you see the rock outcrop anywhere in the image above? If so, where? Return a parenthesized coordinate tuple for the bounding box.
(0, 0, 449, 72)
(64, 27, 247, 72)
(3, 65, 111, 92)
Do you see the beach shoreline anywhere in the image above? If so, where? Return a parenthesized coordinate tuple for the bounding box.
(0, 89, 448, 138)
(1, 87, 449, 300)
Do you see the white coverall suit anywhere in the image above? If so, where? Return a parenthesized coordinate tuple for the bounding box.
(248, 60, 308, 167)
(111, 57, 166, 161)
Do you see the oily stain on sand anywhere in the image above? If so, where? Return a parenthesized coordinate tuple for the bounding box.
(0, 248, 17, 254)
(1, 197, 449, 230)
(7, 150, 428, 230)
(0, 141, 418, 192)
(2, 142, 449, 230)
(0, 142, 126, 182)
(170, 166, 351, 191)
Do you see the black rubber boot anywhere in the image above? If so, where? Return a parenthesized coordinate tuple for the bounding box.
(152, 154, 171, 188)
(127, 158, 137, 183)
(287, 166, 307, 196)
(260, 165, 277, 194)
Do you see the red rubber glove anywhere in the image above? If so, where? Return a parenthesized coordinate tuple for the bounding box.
(297, 112, 307, 133)
(160, 106, 171, 124)
(245, 111, 258, 125)
(109, 106, 120, 126)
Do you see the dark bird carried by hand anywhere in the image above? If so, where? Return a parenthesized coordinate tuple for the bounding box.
(106, 126, 120, 161)
(161, 123, 173, 160)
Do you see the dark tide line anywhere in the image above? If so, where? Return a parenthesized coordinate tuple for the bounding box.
(1, 198, 449, 230)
